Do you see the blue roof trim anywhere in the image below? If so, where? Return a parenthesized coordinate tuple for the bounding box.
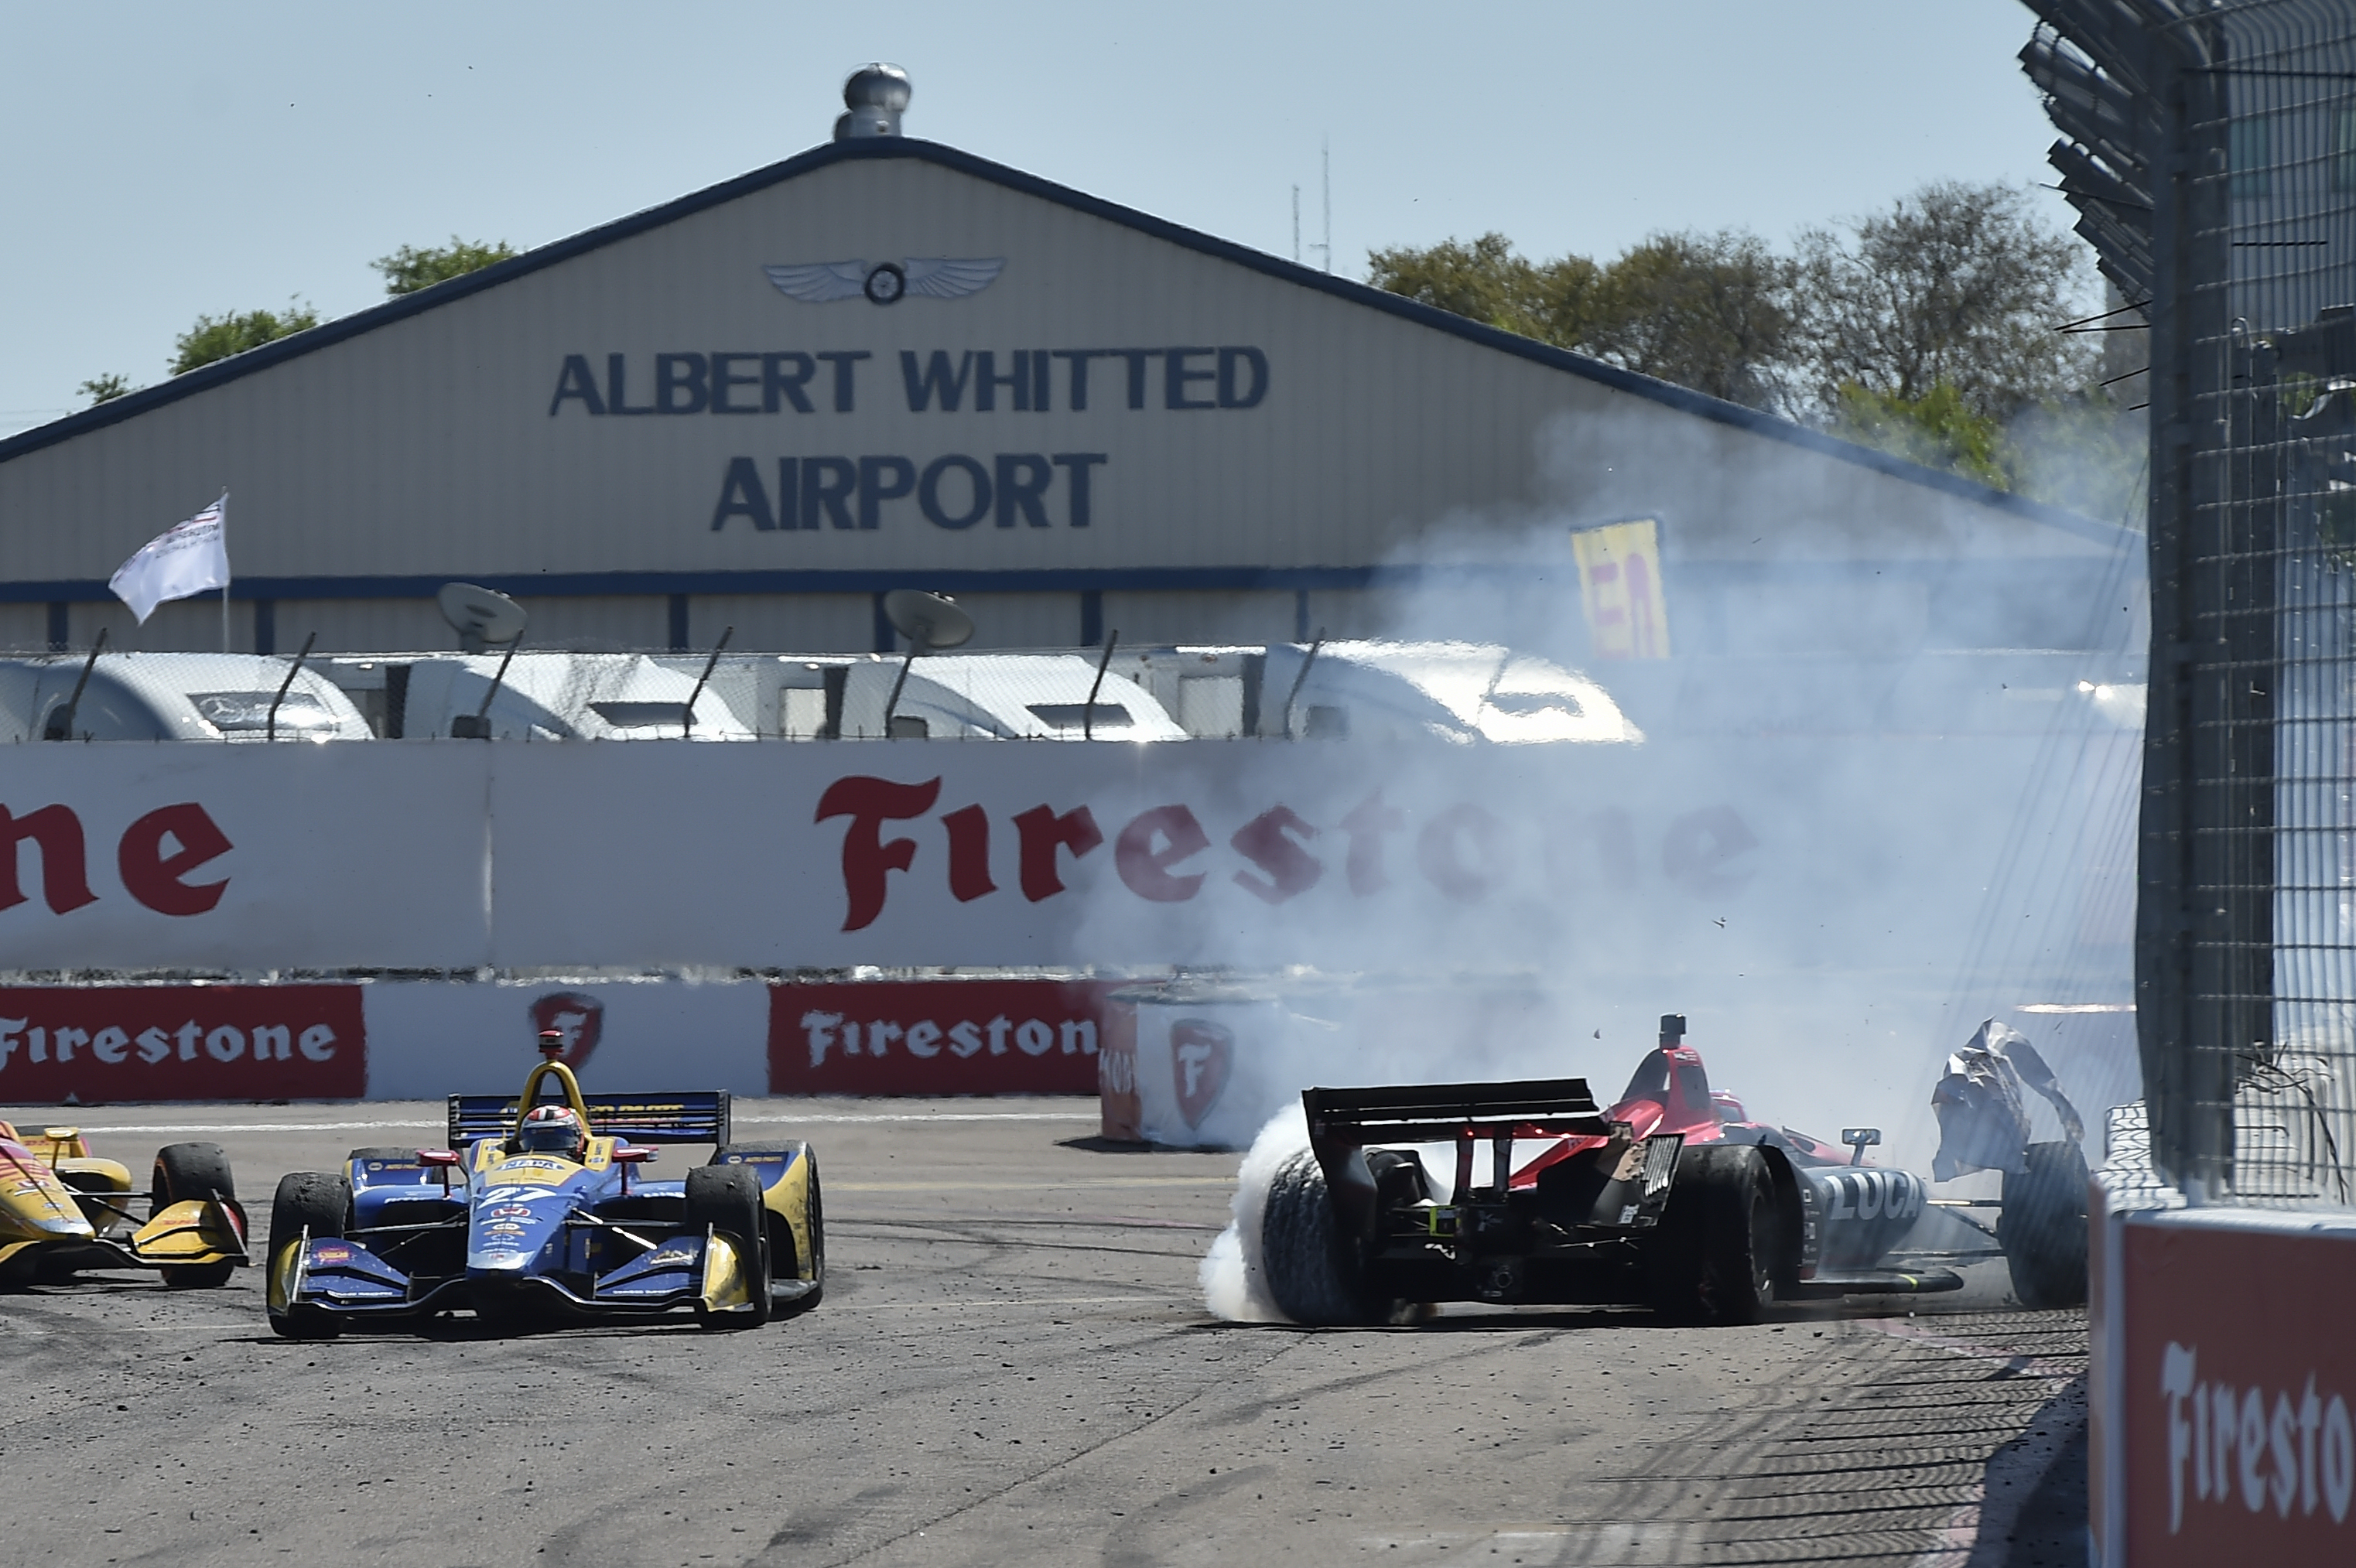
(0, 138, 2132, 552)
(0, 555, 2137, 606)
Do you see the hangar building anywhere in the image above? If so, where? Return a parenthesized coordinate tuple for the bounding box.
(0, 69, 2132, 665)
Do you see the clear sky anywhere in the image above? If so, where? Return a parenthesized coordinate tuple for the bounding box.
(0, 1, 2070, 437)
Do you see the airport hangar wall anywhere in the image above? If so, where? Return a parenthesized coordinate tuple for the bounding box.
(0, 138, 2131, 663)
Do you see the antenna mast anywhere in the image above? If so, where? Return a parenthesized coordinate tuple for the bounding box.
(1321, 138, 1332, 273)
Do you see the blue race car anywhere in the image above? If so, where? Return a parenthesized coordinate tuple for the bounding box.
(264, 1045, 822, 1337)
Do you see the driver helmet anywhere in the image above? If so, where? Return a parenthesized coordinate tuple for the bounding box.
(518, 1104, 584, 1156)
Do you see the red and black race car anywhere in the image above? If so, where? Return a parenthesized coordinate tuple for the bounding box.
(1258, 1014, 2087, 1326)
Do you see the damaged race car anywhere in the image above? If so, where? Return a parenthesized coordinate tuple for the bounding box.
(265, 1037, 823, 1338)
(0, 1122, 249, 1290)
(1260, 1014, 2088, 1326)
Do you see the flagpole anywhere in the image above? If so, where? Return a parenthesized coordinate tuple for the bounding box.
(221, 586, 230, 653)
(219, 486, 230, 651)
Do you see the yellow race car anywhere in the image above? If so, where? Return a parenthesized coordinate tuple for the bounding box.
(0, 1122, 251, 1289)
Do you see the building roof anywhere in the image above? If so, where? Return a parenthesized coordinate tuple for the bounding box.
(0, 135, 2135, 552)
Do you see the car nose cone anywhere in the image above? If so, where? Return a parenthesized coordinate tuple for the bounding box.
(467, 1246, 535, 1273)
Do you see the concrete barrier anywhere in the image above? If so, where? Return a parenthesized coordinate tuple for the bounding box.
(2090, 1130, 2356, 1563)
(0, 985, 365, 1101)
(1096, 977, 1559, 1150)
(766, 979, 1108, 1095)
(0, 977, 1113, 1103)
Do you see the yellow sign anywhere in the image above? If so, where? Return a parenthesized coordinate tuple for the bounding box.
(1570, 518, 1671, 660)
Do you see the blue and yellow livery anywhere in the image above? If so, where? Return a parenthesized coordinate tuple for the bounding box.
(264, 1055, 823, 1338)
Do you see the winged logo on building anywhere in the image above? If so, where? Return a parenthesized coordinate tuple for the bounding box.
(763, 258, 1004, 306)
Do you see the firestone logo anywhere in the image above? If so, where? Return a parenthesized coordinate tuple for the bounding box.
(797, 1009, 1094, 1066)
(530, 991, 603, 1069)
(0, 1016, 337, 1071)
(2161, 1341, 2355, 1531)
(1171, 1019, 1232, 1129)
(2, 801, 232, 917)
(813, 775, 1758, 933)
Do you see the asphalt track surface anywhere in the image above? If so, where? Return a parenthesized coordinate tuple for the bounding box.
(2, 1098, 2088, 1568)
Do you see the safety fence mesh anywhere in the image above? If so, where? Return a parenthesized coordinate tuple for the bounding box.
(2187, 0, 2356, 1203)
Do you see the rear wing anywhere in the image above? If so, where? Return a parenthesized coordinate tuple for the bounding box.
(1302, 1078, 1612, 1147)
(446, 1091, 732, 1148)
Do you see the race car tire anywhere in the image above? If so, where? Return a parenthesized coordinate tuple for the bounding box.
(153, 1141, 236, 1203)
(153, 1142, 240, 1289)
(1999, 1141, 2089, 1310)
(686, 1164, 771, 1328)
(162, 1264, 238, 1290)
(266, 1172, 350, 1339)
(1646, 1145, 1778, 1327)
(1260, 1149, 1398, 1327)
(711, 1143, 825, 1313)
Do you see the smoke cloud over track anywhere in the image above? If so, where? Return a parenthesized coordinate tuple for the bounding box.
(1168, 408, 2146, 1321)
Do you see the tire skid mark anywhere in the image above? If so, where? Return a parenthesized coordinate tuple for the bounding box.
(752, 1331, 1311, 1568)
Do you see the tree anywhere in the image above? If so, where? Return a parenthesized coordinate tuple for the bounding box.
(1830, 382, 2013, 490)
(172, 302, 320, 375)
(1792, 182, 2098, 422)
(1362, 183, 2138, 515)
(1366, 230, 1792, 414)
(371, 236, 518, 296)
(78, 373, 133, 406)
(1367, 233, 1548, 340)
(1587, 232, 1797, 413)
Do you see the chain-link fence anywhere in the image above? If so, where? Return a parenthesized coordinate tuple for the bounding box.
(2029, 0, 2356, 1205)
(2192, 3, 2356, 1202)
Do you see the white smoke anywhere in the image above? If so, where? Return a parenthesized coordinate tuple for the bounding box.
(1177, 404, 2147, 1318)
(1198, 1103, 1309, 1323)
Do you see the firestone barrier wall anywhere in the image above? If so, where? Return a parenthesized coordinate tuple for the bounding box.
(2088, 1190, 2356, 1565)
(0, 733, 2132, 1146)
(0, 734, 2051, 977)
(0, 979, 1104, 1104)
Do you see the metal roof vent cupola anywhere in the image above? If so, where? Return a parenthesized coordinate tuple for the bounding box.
(833, 63, 911, 140)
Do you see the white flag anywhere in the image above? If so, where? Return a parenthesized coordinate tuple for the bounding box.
(109, 493, 231, 623)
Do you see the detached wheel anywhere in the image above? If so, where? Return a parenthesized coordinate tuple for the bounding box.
(152, 1142, 239, 1289)
(1260, 1150, 1398, 1327)
(686, 1165, 771, 1328)
(2000, 1141, 2089, 1310)
(1647, 1146, 1779, 1327)
(266, 1172, 350, 1340)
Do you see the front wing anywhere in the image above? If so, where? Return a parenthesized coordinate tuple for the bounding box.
(0, 1197, 248, 1278)
(268, 1223, 761, 1324)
